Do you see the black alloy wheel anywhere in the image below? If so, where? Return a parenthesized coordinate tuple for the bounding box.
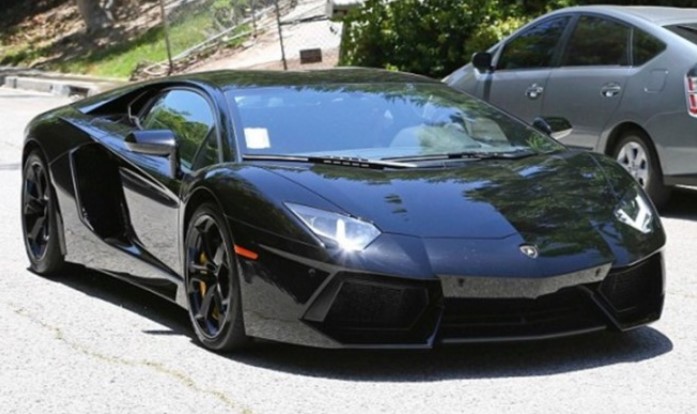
(21, 151, 64, 274)
(184, 203, 248, 351)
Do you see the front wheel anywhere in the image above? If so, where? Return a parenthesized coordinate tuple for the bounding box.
(613, 131, 670, 209)
(184, 203, 248, 352)
(21, 150, 65, 274)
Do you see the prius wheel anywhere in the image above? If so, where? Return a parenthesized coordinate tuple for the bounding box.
(614, 131, 670, 209)
(184, 203, 248, 352)
(21, 151, 65, 274)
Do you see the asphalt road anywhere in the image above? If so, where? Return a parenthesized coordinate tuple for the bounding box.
(1, 87, 696, 414)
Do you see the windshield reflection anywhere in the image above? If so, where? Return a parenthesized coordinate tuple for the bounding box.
(227, 84, 563, 160)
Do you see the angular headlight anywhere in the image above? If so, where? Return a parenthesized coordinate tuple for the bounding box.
(285, 203, 381, 251)
(614, 188, 653, 234)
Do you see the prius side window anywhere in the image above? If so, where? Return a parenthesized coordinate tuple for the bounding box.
(141, 90, 216, 170)
(563, 16, 631, 66)
(497, 16, 570, 70)
(633, 28, 666, 66)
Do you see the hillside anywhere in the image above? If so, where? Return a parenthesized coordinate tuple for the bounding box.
(0, 0, 254, 79)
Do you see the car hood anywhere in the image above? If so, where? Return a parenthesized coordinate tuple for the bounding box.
(265, 151, 616, 238)
(260, 151, 664, 271)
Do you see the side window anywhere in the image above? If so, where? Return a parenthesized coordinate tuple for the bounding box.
(563, 16, 630, 66)
(191, 129, 219, 170)
(497, 16, 570, 70)
(633, 29, 666, 66)
(141, 90, 216, 170)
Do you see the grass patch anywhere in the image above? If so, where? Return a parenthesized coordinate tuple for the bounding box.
(0, 44, 43, 66)
(2, 1, 250, 79)
(57, 10, 214, 78)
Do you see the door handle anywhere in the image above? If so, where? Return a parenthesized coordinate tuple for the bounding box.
(601, 83, 622, 98)
(526, 84, 544, 99)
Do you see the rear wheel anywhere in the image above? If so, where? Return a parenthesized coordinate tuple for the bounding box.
(184, 203, 248, 352)
(613, 130, 670, 209)
(21, 150, 65, 274)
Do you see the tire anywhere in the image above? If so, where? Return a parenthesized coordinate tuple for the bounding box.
(21, 150, 65, 275)
(184, 203, 248, 352)
(613, 130, 671, 209)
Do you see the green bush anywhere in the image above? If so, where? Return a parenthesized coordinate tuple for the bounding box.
(464, 15, 527, 58)
(339, 0, 697, 78)
(340, 0, 533, 78)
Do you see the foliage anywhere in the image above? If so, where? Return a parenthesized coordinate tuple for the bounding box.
(46, 8, 214, 78)
(340, 0, 529, 78)
(339, 0, 697, 78)
(463, 15, 527, 59)
(0, 0, 250, 78)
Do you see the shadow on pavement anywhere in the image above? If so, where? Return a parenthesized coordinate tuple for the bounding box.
(45, 263, 193, 339)
(233, 327, 671, 381)
(42, 263, 673, 382)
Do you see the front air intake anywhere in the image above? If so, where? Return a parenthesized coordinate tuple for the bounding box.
(598, 253, 664, 327)
(303, 273, 441, 345)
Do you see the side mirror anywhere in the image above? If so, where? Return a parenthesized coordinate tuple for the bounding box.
(532, 117, 573, 140)
(472, 52, 493, 73)
(125, 129, 179, 177)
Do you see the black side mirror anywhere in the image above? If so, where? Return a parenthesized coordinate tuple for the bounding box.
(472, 52, 493, 73)
(125, 129, 179, 177)
(532, 117, 573, 140)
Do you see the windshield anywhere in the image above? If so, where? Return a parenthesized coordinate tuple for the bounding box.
(227, 83, 563, 160)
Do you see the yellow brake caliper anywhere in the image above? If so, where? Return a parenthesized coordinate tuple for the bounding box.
(199, 251, 220, 321)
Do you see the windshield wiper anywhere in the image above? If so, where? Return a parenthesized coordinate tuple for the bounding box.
(385, 149, 537, 163)
(242, 154, 416, 169)
(676, 25, 697, 34)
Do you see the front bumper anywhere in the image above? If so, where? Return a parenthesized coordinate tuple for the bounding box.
(240, 250, 664, 348)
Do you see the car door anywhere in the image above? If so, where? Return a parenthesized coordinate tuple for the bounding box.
(119, 88, 220, 275)
(542, 15, 632, 149)
(486, 15, 572, 123)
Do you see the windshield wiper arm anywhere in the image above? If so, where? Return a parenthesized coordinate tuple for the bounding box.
(242, 154, 415, 169)
(385, 149, 537, 163)
(677, 25, 697, 34)
(467, 149, 538, 160)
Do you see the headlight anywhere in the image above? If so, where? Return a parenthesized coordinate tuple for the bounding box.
(285, 203, 381, 251)
(614, 188, 653, 234)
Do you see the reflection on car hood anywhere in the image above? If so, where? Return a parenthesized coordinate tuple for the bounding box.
(261, 151, 664, 268)
(264, 151, 614, 237)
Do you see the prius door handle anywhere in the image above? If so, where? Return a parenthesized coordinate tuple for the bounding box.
(601, 83, 622, 98)
(526, 84, 544, 99)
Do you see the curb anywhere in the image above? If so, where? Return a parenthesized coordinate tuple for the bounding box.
(0, 68, 126, 97)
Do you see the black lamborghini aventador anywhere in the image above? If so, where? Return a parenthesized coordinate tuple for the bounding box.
(21, 69, 665, 351)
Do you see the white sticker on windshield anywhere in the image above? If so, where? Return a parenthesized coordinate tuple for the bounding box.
(244, 128, 271, 149)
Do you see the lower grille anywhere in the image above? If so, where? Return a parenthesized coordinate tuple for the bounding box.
(304, 274, 440, 345)
(324, 282, 429, 330)
(440, 288, 606, 341)
(598, 254, 664, 327)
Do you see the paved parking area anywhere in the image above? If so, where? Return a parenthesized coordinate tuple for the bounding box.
(1, 87, 695, 413)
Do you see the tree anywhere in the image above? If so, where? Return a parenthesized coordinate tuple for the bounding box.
(75, 0, 112, 32)
(340, 0, 517, 78)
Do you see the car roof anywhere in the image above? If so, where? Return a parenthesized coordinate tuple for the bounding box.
(73, 68, 441, 115)
(164, 68, 440, 90)
(561, 5, 697, 26)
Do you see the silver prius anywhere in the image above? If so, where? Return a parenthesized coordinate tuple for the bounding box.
(445, 5, 697, 208)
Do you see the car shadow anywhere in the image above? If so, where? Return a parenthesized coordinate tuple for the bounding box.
(44, 263, 673, 382)
(661, 187, 697, 220)
(45, 263, 193, 339)
(234, 327, 671, 381)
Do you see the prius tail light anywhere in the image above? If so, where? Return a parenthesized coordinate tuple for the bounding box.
(685, 67, 697, 117)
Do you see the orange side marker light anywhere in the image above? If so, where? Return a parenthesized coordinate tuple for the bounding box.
(234, 245, 259, 260)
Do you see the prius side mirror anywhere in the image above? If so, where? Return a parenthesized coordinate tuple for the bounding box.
(472, 52, 493, 73)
